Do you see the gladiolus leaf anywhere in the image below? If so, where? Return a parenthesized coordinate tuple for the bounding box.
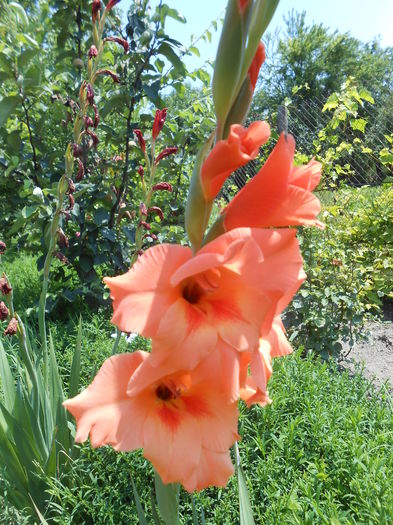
(154, 471, 180, 525)
(236, 443, 255, 525)
(131, 475, 148, 525)
(68, 317, 82, 399)
(0, 340, 15, 411)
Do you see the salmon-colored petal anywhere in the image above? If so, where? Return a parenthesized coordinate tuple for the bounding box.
(104, 244, 191, 336)
(201, 121, 270, 200)
(223, 133, 295, 230)
(250, 345, 272, 393)
(290, 159, 322, 191)
(143, 411, 202, 485)
(264, 316, 293, 358)
(261, 185, 323, 228)
(63, 352, 148, 448)
(182, 449, 234, 492)
(240, 377, 272, 407)
(152, 298, 217, 369)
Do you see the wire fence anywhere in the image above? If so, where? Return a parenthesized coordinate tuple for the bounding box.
(222, 92, 393, 198)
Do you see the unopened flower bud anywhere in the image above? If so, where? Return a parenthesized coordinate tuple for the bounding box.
(76, 159, 85, 181)
(140, 220, 151, 230)
(68, 194, 75, 210)
(0, 301, 9, 321)
(84, 115, 94, 128)
(140, 203, 147, 216)
(143, 233, 158, 241)
(96, 69, 120, 83)
(72, 143, 83, 158)
(3, 317, 18, 336)
(67, 178, 76, 194)
(152, 182, 172, 192)
(93, 104, 100, 127)
(63, 210, 71, 221)
(58, 228, 69, 249)
(152, 108, 167, 140)
(104, 36, 129, 54)
(0, 275, 12, 295)
(148, 206, 164, 221)
(86, 83, 95, 105)
(92, 0, 101, 23)
(0, 241, 6, 254)
(54, 251, 69, 265)
(137, 165, 144, 179)
(87, 130, 99, 147)
(134, 130, 146, 154)
(155, 147, 178, 165)
(105, 0, 121, 11)
(88, 45, 98, 59)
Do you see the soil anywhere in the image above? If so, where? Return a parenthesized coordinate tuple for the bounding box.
(341, 320, 393, 392)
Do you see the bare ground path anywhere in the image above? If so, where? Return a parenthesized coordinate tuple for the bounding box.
(342, 320, 393, 392)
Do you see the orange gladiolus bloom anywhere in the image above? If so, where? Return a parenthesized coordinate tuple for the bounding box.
(200, 121, 270, 200)
(222, 132, 323, 231)
(64, 349, 238, 491)
(104, 228, 305, 371)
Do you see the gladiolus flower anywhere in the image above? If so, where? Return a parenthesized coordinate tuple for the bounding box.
(64, 348, 238, 491)
(139, 203, 147, 216)
(155, 147, 178, 165)
(137, 165, 144, 179)
(152, 108, 167, 140)
(201, 121, 270, 200)
(93, 104, 100, 127)
(104, 228, 304, 371)
(86, 84, 95, 105)
(134, 130, 146, 154)
(148, 206, 164, 221)
(222, 133, 323, 231)
(76, 159, 85, 181)
(58, 228, 69, 249)
(140, 220, 151, 230)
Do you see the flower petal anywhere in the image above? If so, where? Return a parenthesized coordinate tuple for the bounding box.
(182, 449, 234, 492)
(104, 244, 191, 336)
(63, 352, 149, 448)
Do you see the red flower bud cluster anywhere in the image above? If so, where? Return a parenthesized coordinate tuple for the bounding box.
(137, 166, 144, 179)
(88, 45, 98, 59)
(104, 37, 129, 54)
(152, 108, 167, 140)
(155, 147, 178, 165)
(134, 130, 146, 154)
(152, 182, 172, 192)
(92, 0, 101, 23)
(86, 84, 95, 105)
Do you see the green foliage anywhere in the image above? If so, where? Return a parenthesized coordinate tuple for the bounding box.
(6, 347, 392, 524)
(286, 184, 393, 358)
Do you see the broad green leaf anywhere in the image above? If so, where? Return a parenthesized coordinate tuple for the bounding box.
(189, 46, 200, 57)
(350, 118, 367, 133)
(0, 95, 20, 127)
(0, 340, 15, 411)
(154, 472, 180, 525)
(165, 6, 186, 24)
(157, 42, 186, 75)
(68, 318, 82, 399)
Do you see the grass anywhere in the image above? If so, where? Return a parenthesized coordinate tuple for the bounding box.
(5, 311, 391, 524)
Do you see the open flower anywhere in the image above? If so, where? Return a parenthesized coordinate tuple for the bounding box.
(64, 348, 238, 491)
(222, 133, 323, 230)
(104, 228, 304, 371)
(201, 121, 270, 200)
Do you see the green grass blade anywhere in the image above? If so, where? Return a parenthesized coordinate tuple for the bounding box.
(150, 489, 163, 524)
(31, 497, 50, 524)
(68, 317, 82, 399)
(236, 443, 255, 525)
(131, 475, 148, 525)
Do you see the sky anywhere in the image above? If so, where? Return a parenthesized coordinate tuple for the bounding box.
(122, 0, 393, 72)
